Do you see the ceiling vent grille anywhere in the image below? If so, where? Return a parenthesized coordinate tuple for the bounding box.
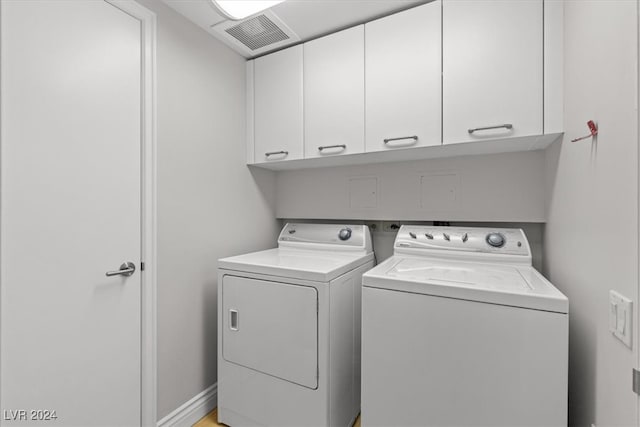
(211, 10, 300, 57)
(226, 14, 289, 51)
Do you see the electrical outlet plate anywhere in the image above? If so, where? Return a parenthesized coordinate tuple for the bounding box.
(609, 290, 633, 348)
(382, 221, 401, 233)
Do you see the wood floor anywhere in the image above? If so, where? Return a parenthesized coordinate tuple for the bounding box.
(193, 408, 362, 427)
(193, 408, 220, 427)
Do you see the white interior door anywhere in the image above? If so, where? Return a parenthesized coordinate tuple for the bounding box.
(1, 1, 143, 425)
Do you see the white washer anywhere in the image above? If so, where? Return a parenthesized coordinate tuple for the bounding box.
(218, 223, 374, 426)
(361, 226, 568, 427)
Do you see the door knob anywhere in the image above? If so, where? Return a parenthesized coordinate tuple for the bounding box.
(105, 262, 136, 277)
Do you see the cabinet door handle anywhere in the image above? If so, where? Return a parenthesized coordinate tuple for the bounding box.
(383, 135, 418, 146)
(318, 144, 346, 152)
(265, 150, 289, 158)
(467, 124, 513, 134)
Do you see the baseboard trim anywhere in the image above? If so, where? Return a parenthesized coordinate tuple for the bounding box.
(157, 383, 217, 427)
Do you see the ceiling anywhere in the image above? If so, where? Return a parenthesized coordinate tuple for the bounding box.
(160, 0, 428, 58)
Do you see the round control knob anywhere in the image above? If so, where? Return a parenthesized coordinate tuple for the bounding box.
(338, 228, 352, 241)
(486, 233, 506, 248)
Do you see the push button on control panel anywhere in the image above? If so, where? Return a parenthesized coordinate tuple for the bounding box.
(409, 232, 417, 239)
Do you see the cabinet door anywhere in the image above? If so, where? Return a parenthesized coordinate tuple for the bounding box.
(254, 45, 303, 162)
(443, 0, 543, 144)
(304, 26, 364, 158)
(365, 1, 441, 153)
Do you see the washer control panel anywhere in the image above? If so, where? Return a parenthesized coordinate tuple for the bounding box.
(394, 226, 530, 256)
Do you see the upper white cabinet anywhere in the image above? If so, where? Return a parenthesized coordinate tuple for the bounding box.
(254, 45, 303, 163)
(246, 0, 562, 170)
(304, 26, 365, 158)
(442, 0, 543, 144)
(365, 1, 441, 153)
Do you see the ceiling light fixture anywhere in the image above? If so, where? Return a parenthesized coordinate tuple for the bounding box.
(211, 0, 286, 21)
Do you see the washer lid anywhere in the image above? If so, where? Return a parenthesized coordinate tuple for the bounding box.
(363, 257, 568, 313)
(219, 248, 374, 282)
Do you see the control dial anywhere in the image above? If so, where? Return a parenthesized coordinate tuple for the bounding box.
(338, 228, 352, 241)
(486, 233, 506, 248)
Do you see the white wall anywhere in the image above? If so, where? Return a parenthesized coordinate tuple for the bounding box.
(276, 151, 546, 222)
(543, 1, 638, 425)
(134, 0, 281, 420)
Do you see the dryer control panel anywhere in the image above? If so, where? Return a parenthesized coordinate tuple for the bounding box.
(394, 226, 531, 257)
(279, 223, 372, 252)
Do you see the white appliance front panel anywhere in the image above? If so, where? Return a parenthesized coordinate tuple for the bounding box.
(222, 275, 319, 389)
(361, 286, 568, 426)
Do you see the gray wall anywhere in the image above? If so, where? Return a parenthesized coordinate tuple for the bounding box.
(276, 151, 546, 223)
(543, 1, 638, 425)
(139, 1, 640, 423)
(135, 0, 280, 420)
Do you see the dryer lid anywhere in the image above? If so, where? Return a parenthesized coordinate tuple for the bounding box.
(363, 257, 568, 313)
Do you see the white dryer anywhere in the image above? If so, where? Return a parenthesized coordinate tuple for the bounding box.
(218, 223, 374, 426)
(361, 226, 568, 427)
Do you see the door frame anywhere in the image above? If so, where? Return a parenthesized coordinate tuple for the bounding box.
(106, 1, 158, 425)
(636, 0, 640, 423)
(637, 0, 640, 424)
(0, 0, 158, 425)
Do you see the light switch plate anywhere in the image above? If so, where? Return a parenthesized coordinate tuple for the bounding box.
(609, 290, 632, 348)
